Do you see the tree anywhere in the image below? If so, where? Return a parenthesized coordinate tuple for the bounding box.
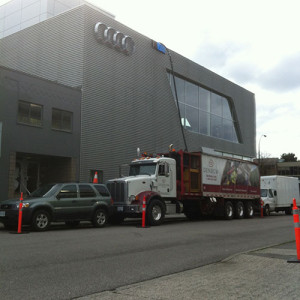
(280, 153, 297, 162)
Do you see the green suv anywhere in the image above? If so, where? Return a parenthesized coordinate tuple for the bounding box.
(0, 183, 113, 231)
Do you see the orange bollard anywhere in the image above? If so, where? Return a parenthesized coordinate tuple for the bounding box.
(142, 196, 146, 228)
(17, 192, 23, 234)
(287, 198, 300, 263)
(260, 198, 264, 218)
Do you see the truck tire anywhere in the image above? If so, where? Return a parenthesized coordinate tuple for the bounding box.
(234, 201, 245, 219)
(146, 199, 165, 226)
(245, 202, 254, 218)
(264, 205, 270, 216)
(31, 209, 51, 231)
(224, 201, 234, 220)
(92, 208, 108, 228)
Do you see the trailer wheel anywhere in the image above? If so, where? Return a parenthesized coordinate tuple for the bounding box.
(245, 202, 254, 218)
(224, 201, 234, 220)
(147, 199, 165, 226)
(234, 201, 245, 219)
(264, 204, 270, 216)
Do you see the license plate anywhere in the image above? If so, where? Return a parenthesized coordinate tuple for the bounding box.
(0, 211, 5, 217)
(117, 207, 123, 212)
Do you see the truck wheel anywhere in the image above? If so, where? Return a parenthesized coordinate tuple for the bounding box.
(245, 202, 254, 218)
(92, 208, 108, 228)
(234, 201, 244, 219)
(31, 210, 51, 231)
(147, 199, 165, 226)
(264, 205, 270, 216)
(224, 201, 234, 220)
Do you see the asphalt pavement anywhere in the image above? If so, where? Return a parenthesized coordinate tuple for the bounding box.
(76, 241, 300, 300)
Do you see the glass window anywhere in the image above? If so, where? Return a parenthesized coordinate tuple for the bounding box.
(79, 185, 96, 198)
(199, 111, 210, 135)
(17, 100, 42, 127)
(94, 185, 110, 197)
(52, 108, 73, 132)
(175, 77, 185, 103)
(59, 185, 77, 198)
(168, 73, 240, 143)
(199, 87, 210, 112)
(185, 105, 199, 132)
(211, 94, 223, 116)
(211, 115, 223, 138)
(185, 81, 198, 108)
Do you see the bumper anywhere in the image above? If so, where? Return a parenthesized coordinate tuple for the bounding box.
(0, 209, 32, 225)
(114, 204, 141, 217)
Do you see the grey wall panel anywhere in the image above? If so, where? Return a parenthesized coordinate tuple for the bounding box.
(80, 6, 256, 181)
(0, 6, 85, 87)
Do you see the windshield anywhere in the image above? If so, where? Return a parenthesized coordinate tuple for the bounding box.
(129, 163, 157, 176)
(30, 184, 56, 197)
(260, 189, 267, 197)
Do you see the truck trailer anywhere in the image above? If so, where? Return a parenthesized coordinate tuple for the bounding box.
(107, 150, 260, 225)
(260, 175, 300, 215)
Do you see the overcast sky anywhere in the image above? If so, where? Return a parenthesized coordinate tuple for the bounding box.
(1, 0, 299, 159)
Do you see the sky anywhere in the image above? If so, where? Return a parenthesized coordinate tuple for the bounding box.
(1, 0, 299, 159)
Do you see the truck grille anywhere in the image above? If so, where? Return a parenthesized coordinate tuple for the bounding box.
(107, 181, 127, 203)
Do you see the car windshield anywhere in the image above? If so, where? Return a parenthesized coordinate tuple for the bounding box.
(30, 184, 56, 197)
(129, 163, 157, 176)
(260, 189, 267, 197)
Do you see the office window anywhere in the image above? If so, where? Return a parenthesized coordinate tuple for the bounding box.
(17, 100, 42, 127)
(52, 108, 73, 132)
(168, 73, 240, 143)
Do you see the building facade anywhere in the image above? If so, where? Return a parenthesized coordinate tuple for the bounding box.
(0, 3, 257, 200)
(0, 66, 81, 200)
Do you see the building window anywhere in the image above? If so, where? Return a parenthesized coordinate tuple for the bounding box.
(52, 108, 73, 132)
(168, 73, 240, 143)
(17, 100, 43, 127)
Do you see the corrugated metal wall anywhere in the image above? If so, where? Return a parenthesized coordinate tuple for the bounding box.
(0, 5, 256, 183)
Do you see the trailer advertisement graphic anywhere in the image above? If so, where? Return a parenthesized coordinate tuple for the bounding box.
(202, 155, 260, 196)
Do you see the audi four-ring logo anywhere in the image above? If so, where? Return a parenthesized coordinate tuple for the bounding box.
(94, 22, 135, 55)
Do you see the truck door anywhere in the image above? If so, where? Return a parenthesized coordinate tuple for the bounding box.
(157, 162, 171, 196)
(268, 189, 276, 210)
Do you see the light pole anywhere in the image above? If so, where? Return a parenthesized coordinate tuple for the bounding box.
(258, 134, 267, 167)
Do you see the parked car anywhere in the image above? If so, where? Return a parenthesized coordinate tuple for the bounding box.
(0, 183, 114, 231)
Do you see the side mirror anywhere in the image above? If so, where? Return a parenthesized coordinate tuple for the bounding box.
(274, 190, 277, 196)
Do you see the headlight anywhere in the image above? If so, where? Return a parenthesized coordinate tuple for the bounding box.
(129, 195, 136, 203)
(16, 202, 30, 208)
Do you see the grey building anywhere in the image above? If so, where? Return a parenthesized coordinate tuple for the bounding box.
(0, 66, 81, 200)
(0, 2, 256, 200)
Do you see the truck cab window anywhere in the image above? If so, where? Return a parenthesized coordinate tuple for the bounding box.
(269, 189, 274, 197)
(158, 163, 169, 176)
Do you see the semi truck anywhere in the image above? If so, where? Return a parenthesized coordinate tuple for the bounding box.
(107, 149, 261, 225)
(260, 175, 300, 215)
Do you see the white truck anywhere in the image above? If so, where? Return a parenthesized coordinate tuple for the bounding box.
(260, 176, 300, 215)
(107, 150, 261, 225)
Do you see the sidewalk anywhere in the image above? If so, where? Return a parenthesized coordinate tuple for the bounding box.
(77, 242, 300, 300)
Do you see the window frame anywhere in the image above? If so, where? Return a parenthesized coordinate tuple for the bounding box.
(52, 108, 73, 133)
(17, 100, 43, 127)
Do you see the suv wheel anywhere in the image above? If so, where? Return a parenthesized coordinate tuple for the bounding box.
(32, 210, 51, 231)
(92, 208, 108, 228)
